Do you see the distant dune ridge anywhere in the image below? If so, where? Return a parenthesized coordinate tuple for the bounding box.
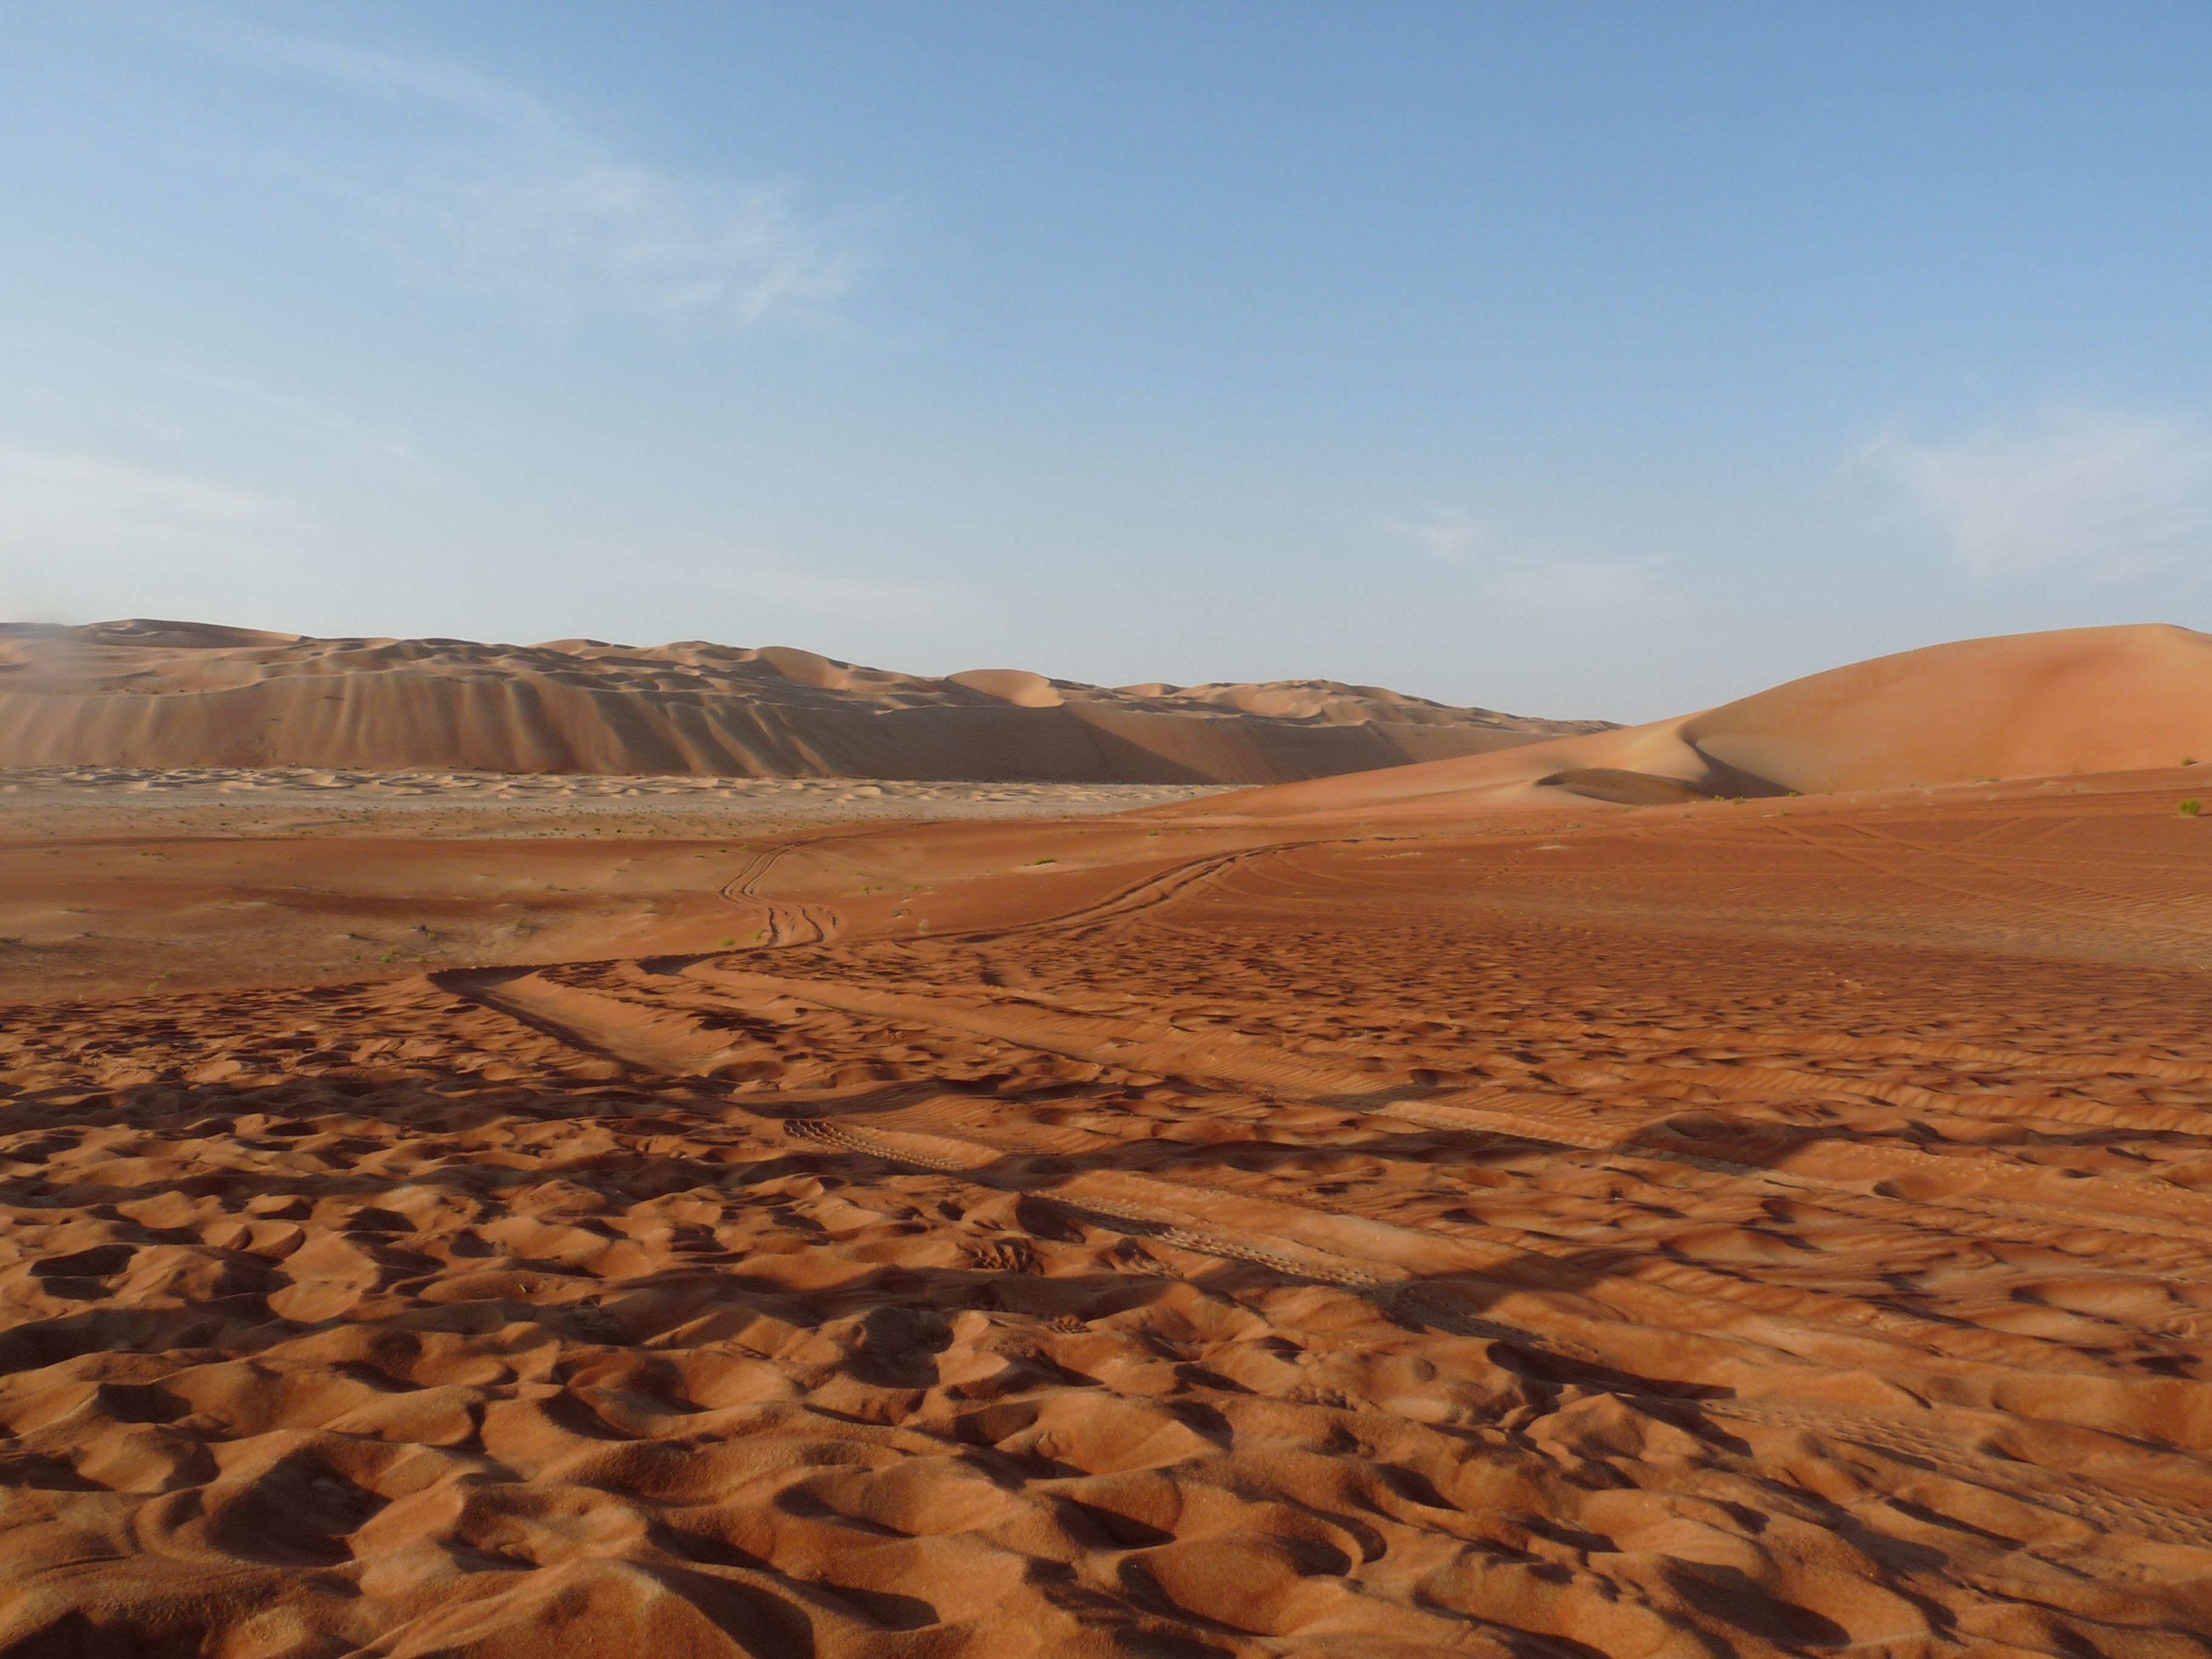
(10, 620, 2203, 802)
(0, 620, 1609, 785)
(1205, 623, 2212, 818)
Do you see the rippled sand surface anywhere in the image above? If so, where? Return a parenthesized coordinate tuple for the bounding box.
(5, 769, 2212, 1655)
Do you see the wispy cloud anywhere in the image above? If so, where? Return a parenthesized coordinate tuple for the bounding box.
(204, 32, 869, 326)
(160, 366, 418, 466)
(688, 546, 948, 626)
(1486, 555, 1676, 624)
(1390, 511, 1490, 566)
(1865, 407, 2212, 583)
(1386, 511, 1677, 623)
(0, 446, 300, 618)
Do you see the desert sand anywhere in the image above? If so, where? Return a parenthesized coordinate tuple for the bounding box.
(5, 625, 2212, 1656)
(0, 622, 1605, 785)
(1198, 623, 2212, 820)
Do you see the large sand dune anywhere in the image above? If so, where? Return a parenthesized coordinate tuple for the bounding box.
(1203, 622, 2212, 819)
(0, 620, 1605, 785)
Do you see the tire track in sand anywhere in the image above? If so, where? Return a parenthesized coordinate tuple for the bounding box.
(684, 960, 2212, 1250)
(718, 845, 840, 947)
(418, 960, 2212, 1548)
(465, 961, 2200, 1376)
(933, 843, 1302, 945)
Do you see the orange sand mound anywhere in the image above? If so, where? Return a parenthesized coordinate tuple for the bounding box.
(1202, 622, 2212, 819)
(0, 621, 1605, 785)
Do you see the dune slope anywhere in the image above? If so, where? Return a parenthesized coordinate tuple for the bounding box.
(1204, 622, 2212, 818)
(0, 621, 1607, 785)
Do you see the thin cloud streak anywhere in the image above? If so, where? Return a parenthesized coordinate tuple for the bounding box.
(689, 547, 950, 625)
(202, 30, 870, 326)
(159, 366, 419, 466)
(1487, 555, 1677, 625)
(1387, 511, 1678, 623)
(1866, 408, 2212, 583)
(1387, 511, 1489, 566)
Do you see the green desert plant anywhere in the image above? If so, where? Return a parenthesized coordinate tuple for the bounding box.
(2182, 799, 2203, 817)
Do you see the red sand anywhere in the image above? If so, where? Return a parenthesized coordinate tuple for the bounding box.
(5, 626, 2212, 1655)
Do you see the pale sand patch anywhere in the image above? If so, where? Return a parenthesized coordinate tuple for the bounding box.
(0, 767, 1229, 839)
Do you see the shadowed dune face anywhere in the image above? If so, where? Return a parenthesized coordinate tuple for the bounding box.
(5, 771, 2212, 1654)
(1195, 622, 2212, 819)
(0, 622, 1609, 785)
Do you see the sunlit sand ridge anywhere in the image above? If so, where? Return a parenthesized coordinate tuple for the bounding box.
(4, 625, 2212, 1655)
(0, 620, 1605, 786)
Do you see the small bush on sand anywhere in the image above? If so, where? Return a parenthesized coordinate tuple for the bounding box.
(2182, 799, 2203, 817)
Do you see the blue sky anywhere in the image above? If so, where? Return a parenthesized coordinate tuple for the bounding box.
(4, 1, 2210, 720)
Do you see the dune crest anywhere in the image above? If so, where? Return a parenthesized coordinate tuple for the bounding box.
(1205, 623, 2212, 818)
(0, 621, 1606, 785)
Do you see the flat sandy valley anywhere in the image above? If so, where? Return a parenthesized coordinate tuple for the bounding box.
(7, 748, 2212, 1657)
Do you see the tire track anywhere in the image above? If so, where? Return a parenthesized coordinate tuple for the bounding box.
(718, 844, 840, 947)
(769, 1116, 1922, 1365)
(685, 961, 2212, 1248)
(1536, 1054, 2212, 1141)
(1704, 1398, 2212, 1549)
(433, 966, 766, 1078)
(771, 1101, 2204, 1394)
(1846, 819, 2212, 917)
(430, 957, 2212, 1477)
(457, 951, 2212, 1261)
(435, 962, 1972, 1367)
(1498, 1014, 2212, 1085)
(1772, 820, 2212, 953)
(951, 843, 1298, 943)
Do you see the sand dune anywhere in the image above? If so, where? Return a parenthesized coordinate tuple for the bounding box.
(1200, 622, 2212, 819)
(0, 620, 1605, 785)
